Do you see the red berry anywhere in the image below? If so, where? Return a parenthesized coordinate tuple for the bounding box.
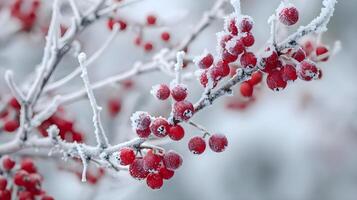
(129, 158, 149, 180)
(168, 125, 185, 141)
(108, 98, 121, 117)
(226, 17, 238, 35)
(151, 84, 170, 100)
(146, 173, 163, 190)
(199, 70, 209, 87)
(171, 84, 187, 102)
(18, 190, 33, 200)
(146, 15, 157, 25)
(14, 170, 29, 186)
(158, 165, 174, 180)
(2, 155, 16, 171)
(221, 49, 238, 63)
(143, 150, 162, 172)
(238, 16, 253, 32)
(150, 117, 170, 138)
(292, 47, 306, 62)
(107, 18, 115, 30)
(196, 53, 214, 69)
(3, 120, 19, 132)
(279, 6, 299, 26)
(21, 158, 37, 173)
(247, 71, 263, 86)
(215, 60, 230, 77)
(297, 60, 318, 81)
(260, 49, 279, 73)
(240, 82, 253, 97)
(144, 42, 153, 52)
(226, 37, 244, 56)
(303, 40, 315, 56)
(173, 101, 194, 121)
(119, 147, 136, 166)
(281, 64, 297, 82)
(136, 128, 151, 138)
(0, 176, 7, 190)
(209, 134, 228, 153)
(161, 32, 170, 41)
(9, 97, 21, 110)
(316, 45, 329, 62)
(266, 70, 287, 91)
(240, 52, 257, 68)
(163, 150, 183, 170)
(131, 112, 151, 131)
(188, 136, 206, 155)
(242, 32, 255, 47)
(134, 36, 142, 46)
(118, 20, 127, 30)
(0, 189, 11, 200)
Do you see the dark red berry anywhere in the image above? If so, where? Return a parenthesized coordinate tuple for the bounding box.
(281, 64, 297, 82)
(21, 158, 37, 173)
(143, 150, 162, 172)
(226, 17, 238, 35)
(238, 16, 253, 32)
(146, 15, 157, 25)
(209, 134, 228, 153)
(173, 101, 194, 121)
(242, 32, 255, 47)
(168, 125, 185, 141)
(3, 120, 19, 132)
(108, 98, 121, 117)
(171, 84, 187, 102)
(2, 155, 15, 171)
(188, 136, 206, 155)
(266, 70, 287, 91)
(260, 49, 279, 73)
(292, 47, 306, 62)
(316, 45, 329, 62)
(158, 165, 174, 180)
(240, 52, 257, 68)
(150, 117, 170, 138)
(161, 32, 170, 41)
(297, 60, 318, 81)
(0, 176, 7, 190)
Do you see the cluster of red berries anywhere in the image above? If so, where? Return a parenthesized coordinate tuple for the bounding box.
(0, 98, 21, 133)
(188, 133, 228, 155)
(10, 0, 40, 31)
(106, 14, 171, 53)
(0, 156, 54, 200)
(38, 108, 84, 143)
(118, 148, 182, 190)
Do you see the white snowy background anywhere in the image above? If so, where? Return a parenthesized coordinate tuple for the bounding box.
(1, 0, 357, 199)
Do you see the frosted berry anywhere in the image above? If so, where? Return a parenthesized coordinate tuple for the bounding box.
(146, 15, 157, 25)
(171, 84, 187, 102)
(240, 82, 253, 97)
(297, 60, 318, 81)
(240, 52, 257, 68)
(21, 158, 37, 173)
(266, 70, 287, 91)
(173, 100, 194, 121)
(209, 133, 228, 153)
(163, 150, 183, 170)
(188, 136, 206, 155)
(146, 173, 163, 190)
(219, 33, 233, 48)
(303, 40, 315, 56)
(221, 49, 238, 63)
(168, 125, 185, 141)
(279, 6, 299, 26)
(199, 70, 209, 87)
(2, 155, 16, 171)
(161, 32, 170, 41)
(13, 170, 29, 186)
(281, 64, 297, 82)
(260, 49, 279, 73)
(119, 147, 136, 166)
(196, 53, 214, 69)
(150, 117, 170, 138)
(242, 32, 255, 47)
(3, 120, 19, 132)
(292, 47, 306, 62)
(131, 111, 151, 131)
(129, 159, 149, 180)
(108, 98, 121, 117)
(226, 17, 238, 35)
(143, 150, 162, 172)
(151, 84, 170, 100)
(215, 60, 230, 77)
(226, 37, 244, 56)
(247, 71, 263, 86)
(158, 165, 174, 180)
(136, 128, 151, 138)
(316, 45, 329, 62)
(238, 16, 253, 32)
